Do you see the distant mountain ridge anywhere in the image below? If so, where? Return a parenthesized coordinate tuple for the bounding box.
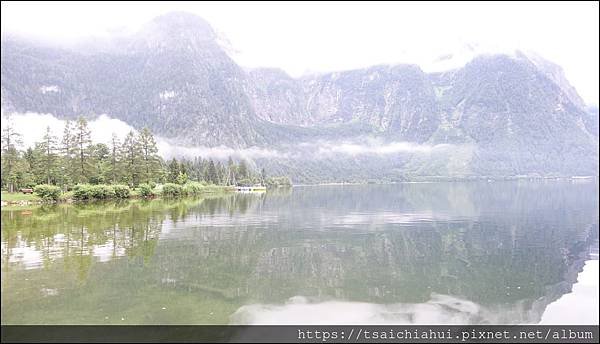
(1, 12, 598, 182)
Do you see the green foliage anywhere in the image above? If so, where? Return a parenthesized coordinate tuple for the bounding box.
(0, 113, 290, 196)
(73, 117, 93, 184)
(176, 172, 188, 185)
(167, 159, 180, 183)
(138, 127, 160, 184)
(96, 185, 116, 199)
(205, 159, 218, 184)
(1, 191, 40, 202)
(72, 184, 117, 200)
(33, 184, 61, 201)
(265, 176, 293, 188)
(112, 185, 131, 198)
(237, 160, 248, 180)
(162, 183, 183, 197)
(182, 181, 204, 195)
(137, 183, 155, 198)
(59, 191, 74, 202)
(79, 185, 99, 200)
(120, 131, 142, 186)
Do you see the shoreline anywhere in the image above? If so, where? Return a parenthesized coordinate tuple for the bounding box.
(293, 175, 599, 187)
(0, 186, 235, 208)
(3, 176, 598, 207)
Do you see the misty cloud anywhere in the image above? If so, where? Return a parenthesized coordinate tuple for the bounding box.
(0, 112, 287, 161)
(158, 141, 286, 161)
(310, 139, 452, 157)
(1, 112, 455, 162)
(0, 112, 136, 149)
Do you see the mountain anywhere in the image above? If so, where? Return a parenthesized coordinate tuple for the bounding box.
(1, 12, 598, 182)
(1, 12, 269, 148)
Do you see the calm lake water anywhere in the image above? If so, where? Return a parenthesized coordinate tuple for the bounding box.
(1, 181, 598, 324)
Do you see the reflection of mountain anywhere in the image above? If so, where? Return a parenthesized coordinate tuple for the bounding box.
(1, 181, 598, 324)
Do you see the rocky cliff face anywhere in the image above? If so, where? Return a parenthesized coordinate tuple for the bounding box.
(302, 64, 441, 143)
(1, 12, 598, 181)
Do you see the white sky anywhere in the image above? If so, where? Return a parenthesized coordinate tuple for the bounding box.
(1, 1, 598, 104)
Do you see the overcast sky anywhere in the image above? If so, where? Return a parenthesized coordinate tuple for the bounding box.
(2, 1, 598, 104)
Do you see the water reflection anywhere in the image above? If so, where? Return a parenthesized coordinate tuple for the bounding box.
(1, 181, 598, 324)
(540, 237, 599, 325)
(231, 294, 543, 325)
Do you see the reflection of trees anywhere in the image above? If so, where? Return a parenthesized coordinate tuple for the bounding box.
(1, 181, 598, 324)
(2, 200, 192, 279)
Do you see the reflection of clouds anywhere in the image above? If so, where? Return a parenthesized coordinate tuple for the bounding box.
(3, 233, 68, 270)
(92, 242, 126, 263)
(6, 244, 43, 270)
(192, 214, 279, 227)
(3, 231, 129, 269)
(158, 213, 280, 240)
(230, 293, 539, 325)
(40, 288, 59, 297)
(325, 211, 468, 229)
(540, 260, 599, 325)
(331, 211, 439, 227)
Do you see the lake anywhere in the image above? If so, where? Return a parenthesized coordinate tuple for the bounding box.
(1, 181, 598, 325)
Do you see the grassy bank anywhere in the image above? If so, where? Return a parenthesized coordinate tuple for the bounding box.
(1, 191, 41, 202)
(1, 184, 235, 207)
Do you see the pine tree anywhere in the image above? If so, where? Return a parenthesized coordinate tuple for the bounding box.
(260, 168, 267, 186)
(23, 147, 41, 186)
(167, 158, 180, 183)
(137, 127, 160, 183)
(238, 160, 248, 180)
(109, 133, 121, 184)
(206, 159, 218, 185)
(60, 120, 77, 188)
(1, 114, 23, 191)
(121, 130, 142, 186)
(216, 161, 225, 185)
(74, 117, 92, 183)
(37, 126, 58, 184)
(90, 143, 110, 184)
(227, 156, 236, 185)
(192, 156, 203, 181)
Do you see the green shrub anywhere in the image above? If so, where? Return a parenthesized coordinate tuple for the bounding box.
(72, 184, 118, 200)
(137, 183, 155, 198)
(162, 183, 183, 197)
(93, 185, 115, 199)
(112, 185, 131, 198)
(176, 172, 189, 185)
(34, 184, 61, 201)
(59, 191, 74, 202)
(265, 176, 293, 188)
(73, 185, 92, 200)
(182, 181, 204, 196)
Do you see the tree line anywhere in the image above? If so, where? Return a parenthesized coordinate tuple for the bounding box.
(1, 115, 288, 192)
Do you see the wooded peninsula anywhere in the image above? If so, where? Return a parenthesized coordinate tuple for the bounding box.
(1, 115, 291, 203)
